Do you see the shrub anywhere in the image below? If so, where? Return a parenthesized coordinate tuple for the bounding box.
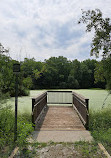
(89, 108, 111, 131)
(0, 105, 33, 155)
(89, 108, 111, 154)
(17, 113, 33, 148)
(0, 105, 14, 149)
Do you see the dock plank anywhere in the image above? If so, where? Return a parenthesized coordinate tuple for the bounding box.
(35, 106, 85, 131)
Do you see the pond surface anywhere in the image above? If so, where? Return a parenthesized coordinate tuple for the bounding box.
(5, 89, 111, 114)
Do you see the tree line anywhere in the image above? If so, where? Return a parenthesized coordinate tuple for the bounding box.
(0, 44, 107, 98)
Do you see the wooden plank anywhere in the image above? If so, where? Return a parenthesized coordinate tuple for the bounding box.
(8, 147, 19, 158)
(35, 106, 85, 131)
(98, 143, 111, 158)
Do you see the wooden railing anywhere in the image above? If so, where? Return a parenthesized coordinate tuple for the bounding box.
(47, 90, 72, 104)
(72, 91, 89, 129)
(32, 91, 89, 129)
(32, 91, 47, 124)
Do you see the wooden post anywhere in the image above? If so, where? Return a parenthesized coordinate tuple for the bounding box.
(85, 99, 89, 130)
(32, 98, 35, 112)
(14, 74, 18, 142)
(32, 98, 35, 125)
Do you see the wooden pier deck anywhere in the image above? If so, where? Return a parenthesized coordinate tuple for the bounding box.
(30, 91, 93, 142)
(35, 106, 85, 131)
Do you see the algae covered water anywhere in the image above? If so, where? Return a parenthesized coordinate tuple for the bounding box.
(4, 89, 111, 114)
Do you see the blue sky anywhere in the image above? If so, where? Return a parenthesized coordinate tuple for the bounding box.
(0, 0, 111, 61)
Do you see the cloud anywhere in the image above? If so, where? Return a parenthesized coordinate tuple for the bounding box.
(0, 0, 111, 61)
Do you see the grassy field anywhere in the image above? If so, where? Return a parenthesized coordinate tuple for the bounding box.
(5, 89, 111, 114)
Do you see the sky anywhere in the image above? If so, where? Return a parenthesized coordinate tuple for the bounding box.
(0, 0, 111, 62)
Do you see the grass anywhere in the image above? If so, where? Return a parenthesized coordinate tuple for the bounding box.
(0, 105, 33, 158)
(89, 108, 111, 155)
(74, 141, 106, 158)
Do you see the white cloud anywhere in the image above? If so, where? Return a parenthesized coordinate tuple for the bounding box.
(0, 0, 111, 61)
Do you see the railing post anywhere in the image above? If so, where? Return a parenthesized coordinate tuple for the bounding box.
(32, 98, 35, 124)
(85, 99, 89, 130)
(32, 98, 35, 112)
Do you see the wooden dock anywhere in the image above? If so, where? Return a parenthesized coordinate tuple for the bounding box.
(30, 91, 93, 142)
(35, 106, 85, 131)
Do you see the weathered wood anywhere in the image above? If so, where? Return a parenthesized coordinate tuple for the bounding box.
(8, 147, 19, 158)
(98, 143, 111, 158)
(72, 91, 89, 129)
(47, 91, 72, 105)
(35, 106, 85, 131)
(32, 91, 89, 130)
(32, 91, 47, 124)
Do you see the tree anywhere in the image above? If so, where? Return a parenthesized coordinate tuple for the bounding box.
(43, 56, 71, 88)
(79, 9, 111, 89)
(68, 59, 81, 88)
(82, 59, 97, 88)
(94, 61, 106, 88)
(78, 9, 111, 58)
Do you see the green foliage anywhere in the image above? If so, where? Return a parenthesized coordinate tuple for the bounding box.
(17, 113, 33, 147)
(79, 9, 111, 89)
(67, 75, 79, 88)
(0, 44, 30, 97)
(94, 61, 105, 83)
(0, 43, 109, 94)
(89, 108, 111, 154)
(94, 57, 111, 89)
(79, 9, 111, 58)
(89, 108, 111, 131)
(23, 76, 33, 89)
(0, 105, 33, 157)
(0, 105, 14, 149)
(103, 57, 111, 89)
(74, 141, 104, 157)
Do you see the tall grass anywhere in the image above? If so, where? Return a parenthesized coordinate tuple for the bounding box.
(89, 108, 111, 155)
(0, 105, 33, 157)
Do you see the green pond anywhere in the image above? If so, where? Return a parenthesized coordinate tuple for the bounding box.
(5, 89, 111, 114)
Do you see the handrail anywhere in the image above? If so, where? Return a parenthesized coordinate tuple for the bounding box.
(47, 90, 72, 104)
(32, 90, 89, 130)
(72, 91, 89, 129)
(32, 91, 47, 124)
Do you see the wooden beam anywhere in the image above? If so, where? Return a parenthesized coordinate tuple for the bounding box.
(98, 143, 111, 158)
(9, 147, 19, 158)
